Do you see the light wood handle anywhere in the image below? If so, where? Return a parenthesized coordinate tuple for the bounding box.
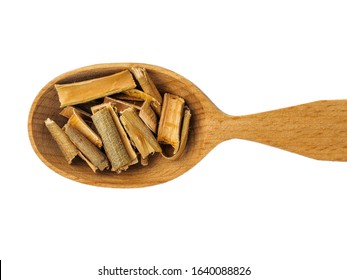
(219, 100, 347, 161)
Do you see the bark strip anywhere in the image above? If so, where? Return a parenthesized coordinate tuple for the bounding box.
(64, 124, 109, 171)
(92, 107, 132, 172)
(44, 118, 79, 164)
(120, 108, 162, 159)
(67, 110, 102, 148)
(157, 93, 185, 154)
(56, 70, 136, 107)
(130, 67, 162, 114)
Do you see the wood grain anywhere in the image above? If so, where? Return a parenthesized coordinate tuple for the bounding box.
(28, 63, 347, 188)
(218, 100, 347, 161)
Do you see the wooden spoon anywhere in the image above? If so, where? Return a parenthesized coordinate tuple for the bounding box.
(28, 63, 347, 188)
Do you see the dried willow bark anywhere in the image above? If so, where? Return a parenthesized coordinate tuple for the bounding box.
(64, 124, 109, 171)
(90, 103, 107, 115)
(139, 100, 158, 133)
(76, 99, 104, 114)
(67, 110, 102, 148)
(104, 96, 142, 112)
(120, 108, 162, 159)
(103, 103, 138, 166)
(116, 93, 143, 101)
(44, 118, 78, 164)
(157, 93, 185, 154)
(92, 107, 132, 172)
(130, 67, 162, 114)
(161, 107, 191, 160)
(78, 152, 98, 172)
(122, 89, 156, 102)
(56, 70, 136, 107)
(60, 106, 91, 120)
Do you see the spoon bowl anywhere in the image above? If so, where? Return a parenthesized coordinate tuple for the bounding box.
(28, 63, 222, 188)
(29, 63, 347, 188)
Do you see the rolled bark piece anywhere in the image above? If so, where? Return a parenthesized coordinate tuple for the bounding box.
(44, 118, 79, 164)
(64, 124, 109, 171)
(90, 103, 108, 115)
(67, 109, 102, 148)
(139, 100, 158, 133)
(78, 152, 98, 173)
(120, 108, 162, 159)
(161, 107, 191, 160)
(104, 103, 138, 167)
(104, 96, 142, 112)
(92, 107, 132, 172)
(157, 93, 185, 154)
(55, 70, 136, 107)
(122, 89, 156, 102)
(89, 103, 137, 167)
(130, 67, 162, 114)
(59, 106, 91, 120)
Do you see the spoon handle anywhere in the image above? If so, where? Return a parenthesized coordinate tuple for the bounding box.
(220, 100, 347, 161)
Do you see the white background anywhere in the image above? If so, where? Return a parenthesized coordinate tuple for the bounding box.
(1, 0, 347, 279)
